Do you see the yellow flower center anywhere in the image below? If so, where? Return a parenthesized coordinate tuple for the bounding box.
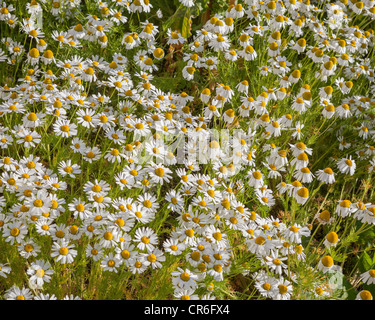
(147, 254, 157, 263)
(104, 232, 113, 241)
(319, 210, 331, 222)
(297, 187, 309, 198)
(326, 232, 338, 243)
(180, 272, 190, 281)
(255, 236, 265, 245)
(278, 284, 288, 295)
(24, 244, 34, 252)
(185, 229, 194, 237)
(36, 268, 45, 277)
(55, 230, 65, 238)
(321, 256, 333, 267)
(213, 232, 222, 241)
(91, 184, 103, 194)
(263, 283, 271, 291)
(340, 200, 351, 208)
(29, 48, 40, 58)
(108, 260, 115, 267)
(59, 247, 69, 255)
(360, 290, 372, 300)
(121, 250, 130, 259)
(273, 258, 281, 265)
(33, 199, 44, 207)
(154, 168, 165, 177)
(10, 228, 20, 237)
(141, 236, 150, 244)
(27, 112, 38, 121)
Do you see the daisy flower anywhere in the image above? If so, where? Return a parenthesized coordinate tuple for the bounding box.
(317, 255, 337, 274)
(245, 230, 274, 256)
(171, 267, 199, 290)
(163, 238, 186, 256)
(101, 253, 121, 273)
(128, 255, 148, 274)
(4, 286, 34, 300)
(247, 169, 265, 188)
(18, 239, 41, 259)
(356, 290, 373, 300)
(203, 225, 229, 249)
(133, 226, 158, 252)
(51, 239, 78, 264)
(254, 271, 278, 299)
(284, 224, 310, 243)
(27, 260, 53, 289)
(173, 288, 199, 300)
(68, 198, 93, 220)
(147, 162, 173, 185)
(315, 167, 336, 184)
(53, 119, 78, 138)
(58, 160, 81, 178)
(337, 156, 356, 176)
(265, 252, 288, 276)
(360, 269, 375, 285)
(3, 221, 28, 244)
(323, 231, 340, 248)
(0, 263, 11, 278)
(83, 146, 102, 163)
(273, 277, 293, 300)
(335, 200, 353, 218)
(140, 248, 166, 269)
(16, 129, 41, 148)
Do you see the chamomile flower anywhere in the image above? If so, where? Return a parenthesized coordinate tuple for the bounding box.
(284, 224, 310, 243)
(23, 111, 46, 128)
(101, 253, 121, 273)
(246, 230, 274, 256)
(254, 271, 278, 298)
(133, 226, 158, 252)
(83, 146, 102, 163)
(68, 198, 93, 220)
(4, 221, 28, 244)
(0, 263, 11, 278)
(148, 162, 173, 185)
(4, 285, 34, 300)
(315, 167, 335, 184)
(323, 231, 340, 248)
(317, 255, 337, 274)
(163, 238, 186, 256)
(34, 293, 57, 300)
(58, 160, 81, 178)
(273, 277, 293, 300)
(51, 239, 77, 264)
(248, 169, 264, 188)
(18, 239, 41, 259)
(115, 242, 136, 267)
(53, 118, 78, 138)
(203, 225, 229, 249)
(140, 248, 165, 269)
(35, 218, 56, 236)
(171, 267, 199, 290)
(265, 252, 288, 276)
(16, 129, 41, 148)
(27, 260, 53, 289)
(356, 290, 373, 300)
(337, 156, 356, 176)
(360, 269, 375, 285)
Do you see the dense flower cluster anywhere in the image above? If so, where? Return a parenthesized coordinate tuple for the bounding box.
(0, 0, 374, 300)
